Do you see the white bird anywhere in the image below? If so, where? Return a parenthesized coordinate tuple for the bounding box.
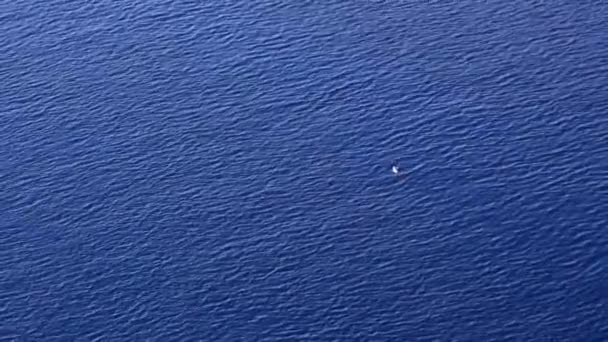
(391, 165, 400, 175)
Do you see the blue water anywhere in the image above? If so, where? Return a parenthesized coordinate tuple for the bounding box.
(1, 0, 607, 340)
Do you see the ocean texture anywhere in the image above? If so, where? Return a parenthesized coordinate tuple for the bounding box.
(1, 0, 607, 340)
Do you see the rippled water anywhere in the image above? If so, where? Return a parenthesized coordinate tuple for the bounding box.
(1, 0, 607, 340)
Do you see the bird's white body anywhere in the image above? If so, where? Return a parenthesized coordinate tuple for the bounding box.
(391, 165, 400, 175)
